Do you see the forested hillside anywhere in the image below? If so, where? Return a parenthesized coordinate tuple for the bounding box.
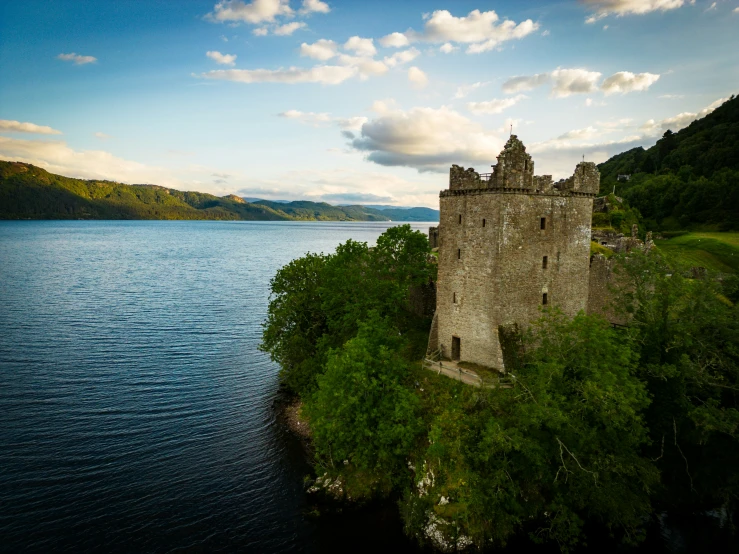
(597, 94, 739, 230)
(0, 161, 439, 221)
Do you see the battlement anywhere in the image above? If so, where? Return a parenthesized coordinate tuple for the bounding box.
(430, 134, 599, 372)
(446, 136, 600, 197)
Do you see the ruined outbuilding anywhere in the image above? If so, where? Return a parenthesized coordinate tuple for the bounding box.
(427, 135, 600, 371)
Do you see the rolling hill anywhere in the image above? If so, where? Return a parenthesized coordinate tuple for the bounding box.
(0, 161, 439, 222)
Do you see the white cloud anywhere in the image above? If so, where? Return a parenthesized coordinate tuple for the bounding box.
(337, 55, 388, 79)
(549, 68, 603, 97)
(600, 71, 660, 94)
(502, 68, 658, 97)
(705, 1, 717, 11)
(253, 27, 268, 36)
(207, 0, 293, 24)
(383, 48, 420, 67)
(659, 94, 684, 99)
(541, 30, 550, 36)
(734, 7, 739, 13)
(57, 53, 97, 65)
(348, 105, 504, 173)
(278, 109, 332, 126)
(199, 65, 357, 85)
(300, 0, 330, 14)
(467, 94, 526, 115)
(0, 120, 62, 135)
(93, 132, 111, 140)
(408, 67, 428, 88)
(640, 97, 728, 135)
(582, 0, 687, 23)
(274, 21, 306, 35)
(453, 82, 488, 99)
(379, 32, 410, 48)
(412, 9, 539, 53)
(439, 42, 457, 53)
(206, 50, 237, 65)
(343, 36, 377, 57)
(503, 68, 602, 97)
(502, 72, 551, 94)
(300, 39, 338, 60)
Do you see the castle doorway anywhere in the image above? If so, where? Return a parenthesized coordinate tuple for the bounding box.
(451, 336, 461, 361)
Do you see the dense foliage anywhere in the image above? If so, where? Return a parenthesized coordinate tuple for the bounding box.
(263, 227, 739, 551)
(0, 161, 439, 221)
(597, 94, 739, 230)
(261, 224, 435, 395)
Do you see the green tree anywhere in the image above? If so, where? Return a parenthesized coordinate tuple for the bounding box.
(404, 312, 658, 551)
(614, 251, 739, 515)
(305, 313, 423, 498)
(260, 225, 434, 395)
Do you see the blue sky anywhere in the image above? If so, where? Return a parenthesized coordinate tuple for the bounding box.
(1, 0, 737, 206)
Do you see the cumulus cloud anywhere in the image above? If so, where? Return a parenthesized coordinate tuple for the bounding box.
(300, 39, 338, 60)
(379, 32, 410, 48)
(206, 0, 293, 24)
(93, 132, 111, 140)
(503, 68, 659, 97)
(253, 27, 269, 36)
(343, 36, 377, 57)
(408, 67, 428, 89)
(300, 0, 330, 14)
(439, 42, 458, 53)
(503, 68, 602, 97)
(348, 105, 504, 173)
(278, 109, 332, 126)
(501, 73, 551, 94)
(57, 53, 97, 65)
(273, 21, 306, 35)
(410, 9, 539, 53)
(337, 55, 388, 79)
(206, 50, 237, 65)
(467, 94, 526, 114)
(199, 65, 357, 85)
(600, 71, 660, 94)
(0, 120, 62, 135)
(640, 97, 728, 135)
(582, 0, 687, 23)
(384, 48, 420, 67)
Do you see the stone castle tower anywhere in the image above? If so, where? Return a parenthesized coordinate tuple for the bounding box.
(428, 135, 600, 370)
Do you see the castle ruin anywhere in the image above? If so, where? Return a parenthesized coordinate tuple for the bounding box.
(427, 135, 600, 370)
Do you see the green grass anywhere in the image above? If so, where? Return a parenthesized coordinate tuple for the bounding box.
(590, 241, 615, 258)
(655, 232, 739, 273)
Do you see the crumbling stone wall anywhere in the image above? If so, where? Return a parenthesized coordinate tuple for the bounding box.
(490, 135, 534, 189)
(434, 136, 597, 370)
(428, 226, 439, 249)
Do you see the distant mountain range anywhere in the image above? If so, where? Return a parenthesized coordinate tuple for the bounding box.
(0, 162, 439, 222)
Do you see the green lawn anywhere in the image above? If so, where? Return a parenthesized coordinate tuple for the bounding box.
(655, 232, 739, 273)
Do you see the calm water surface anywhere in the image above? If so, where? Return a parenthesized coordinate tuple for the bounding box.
(0, 220, 434, 553)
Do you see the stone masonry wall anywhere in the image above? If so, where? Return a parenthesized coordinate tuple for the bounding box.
(435, 190, 593, 369)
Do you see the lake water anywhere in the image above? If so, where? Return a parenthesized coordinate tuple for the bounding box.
(0, 220, 434, 554)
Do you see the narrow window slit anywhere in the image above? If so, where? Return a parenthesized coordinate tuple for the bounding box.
(482, 218, 486, 227)
(540, 217, 547, 230)
(542, 256, 548, 269)
(542, 293, 548, 305)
